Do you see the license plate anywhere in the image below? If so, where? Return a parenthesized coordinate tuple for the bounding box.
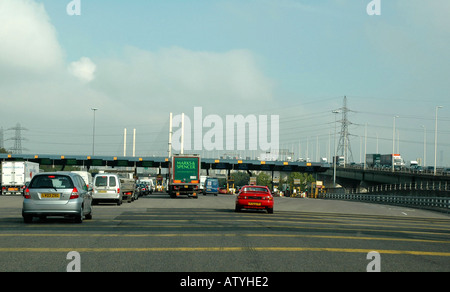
(98, 190, 107, 193)
(41, 193, 60, 199)
(248, 202, 261, 206)
(8, 188, 18, 192)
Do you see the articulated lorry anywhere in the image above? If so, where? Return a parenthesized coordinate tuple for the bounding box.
(380, 154, 404, 170)
(1, 161, 39, 195)
(333, 156, 345, 166)
(168, 155, 201, 198)
(365, 154, 381, 168)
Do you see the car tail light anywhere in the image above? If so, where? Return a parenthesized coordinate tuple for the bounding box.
(69, 187, 79, 200)
(24, 188, 31, 199)
(117, 188, 120, 194)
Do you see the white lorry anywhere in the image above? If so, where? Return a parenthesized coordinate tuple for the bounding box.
(1, 161, 39, 195)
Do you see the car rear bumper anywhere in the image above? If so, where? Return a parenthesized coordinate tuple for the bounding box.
(22, 199, 82, 216)
(204, 191, 219, 195)
(236, 199, 274, 210)
(92, 192, 120, 200)
(22, 210, 81, 217)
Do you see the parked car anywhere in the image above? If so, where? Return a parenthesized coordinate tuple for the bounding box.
(22, 172, 93, 223)
(235, 185, 274, 214)
(203, 177, 219, 196)
(92, 173, 122, 205)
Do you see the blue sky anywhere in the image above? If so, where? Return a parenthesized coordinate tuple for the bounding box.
(1, 0, 449, 165)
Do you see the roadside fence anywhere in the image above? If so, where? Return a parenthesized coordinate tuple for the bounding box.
(320, 181, 450, 213)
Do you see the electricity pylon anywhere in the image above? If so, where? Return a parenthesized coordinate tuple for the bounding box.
(336, 96, 354, 164)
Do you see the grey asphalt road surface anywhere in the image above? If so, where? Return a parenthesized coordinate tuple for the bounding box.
(0, 193, 449, 272)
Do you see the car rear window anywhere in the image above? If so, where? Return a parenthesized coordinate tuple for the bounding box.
(95, 176, 107, 187)
(29, 175, 74, 189)
(95, 176, 117, 187)
(242, 187, 269, 193)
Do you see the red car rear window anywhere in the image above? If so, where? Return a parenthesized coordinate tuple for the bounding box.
(242, 187, 269, 193)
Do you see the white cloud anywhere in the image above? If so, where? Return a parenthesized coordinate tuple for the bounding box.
(0, 0, 277, 155)
(68, 57, 97, 83)
(93, 46, 275, 113)
(0, 0, 64, 74)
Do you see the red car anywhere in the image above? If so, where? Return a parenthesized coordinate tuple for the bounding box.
(235, 185, 274, 214)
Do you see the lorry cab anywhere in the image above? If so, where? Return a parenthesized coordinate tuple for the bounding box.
(168, 155, 201, 199)
(92, 173, 122, 205)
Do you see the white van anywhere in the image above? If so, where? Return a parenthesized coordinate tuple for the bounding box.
(71, 171, 93, 189)
(92, 173, 122, 205)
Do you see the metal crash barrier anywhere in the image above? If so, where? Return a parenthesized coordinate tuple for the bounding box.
(319, 192, 450, 213)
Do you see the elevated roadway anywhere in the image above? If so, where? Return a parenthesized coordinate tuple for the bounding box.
(0, 153, 330, 173)
(4, 153, 449, 188)
(320, 166, 450, 189)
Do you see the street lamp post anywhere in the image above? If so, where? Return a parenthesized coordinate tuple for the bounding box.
(392, 116, 399, 172)
(332, 110, 340, 187)
(434, 106, 443, 175)
(91, 108, 98, 156)
(421, 125, 426, 167)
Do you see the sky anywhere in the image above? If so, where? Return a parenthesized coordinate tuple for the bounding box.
(0, 0, 449, 166)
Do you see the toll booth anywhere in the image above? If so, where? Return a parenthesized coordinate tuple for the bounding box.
(311, 181, 324, 198)
(156, 174, 164, 192)
(227, 176, 234, 194)
(272, 177, 280, 195)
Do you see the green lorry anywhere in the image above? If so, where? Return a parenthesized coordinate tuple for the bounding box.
(168, 155, 201, 198)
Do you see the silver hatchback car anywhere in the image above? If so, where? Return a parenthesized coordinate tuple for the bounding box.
(22, 172, 93, 223)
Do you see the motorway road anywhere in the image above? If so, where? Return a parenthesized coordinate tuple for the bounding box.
(0, 193, 449, 272)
